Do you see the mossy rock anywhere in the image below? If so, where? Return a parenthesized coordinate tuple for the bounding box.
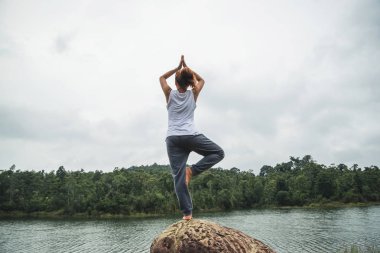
(151, 219, 276, 253)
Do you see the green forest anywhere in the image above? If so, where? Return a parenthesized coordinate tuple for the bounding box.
(0, 155, 379, 217)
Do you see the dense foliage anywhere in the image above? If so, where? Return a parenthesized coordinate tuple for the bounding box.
(0, 156, 379, 216)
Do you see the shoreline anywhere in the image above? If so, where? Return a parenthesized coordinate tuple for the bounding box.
(1, 201, 379, 220)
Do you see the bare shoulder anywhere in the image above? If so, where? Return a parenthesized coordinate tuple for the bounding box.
(160, 78, 172, 103)
(192, 78, 204, 102)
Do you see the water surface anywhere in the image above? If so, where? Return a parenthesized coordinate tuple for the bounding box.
(1, 205, 379, 253)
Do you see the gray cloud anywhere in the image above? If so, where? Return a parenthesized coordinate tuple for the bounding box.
(54, 34, 73, 53)
(0, 105, 91, 141)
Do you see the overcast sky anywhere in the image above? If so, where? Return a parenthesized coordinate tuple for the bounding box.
(0, 0, 379, 174)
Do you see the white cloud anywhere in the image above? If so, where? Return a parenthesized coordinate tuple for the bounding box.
(0, 0, 379, 173)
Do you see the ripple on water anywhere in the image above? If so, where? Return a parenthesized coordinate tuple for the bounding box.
(0, 206, 379, 253)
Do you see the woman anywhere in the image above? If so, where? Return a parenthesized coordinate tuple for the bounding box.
(159, 55, 225, 220)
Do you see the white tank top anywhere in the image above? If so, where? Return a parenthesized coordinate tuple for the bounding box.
(167, 89, 199, 137)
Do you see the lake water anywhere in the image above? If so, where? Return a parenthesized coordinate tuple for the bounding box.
(0, 206, 379, 253)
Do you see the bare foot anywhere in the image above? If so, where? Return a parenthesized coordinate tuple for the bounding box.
(182, 214, 192, 220)
(185, 167, 192, 186)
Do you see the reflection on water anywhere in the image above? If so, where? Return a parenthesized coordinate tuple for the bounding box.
(0, 206, 379, 253)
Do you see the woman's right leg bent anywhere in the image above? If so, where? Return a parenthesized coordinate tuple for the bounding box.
(188, 134, 224, 176)
(166, 136, 192, 216)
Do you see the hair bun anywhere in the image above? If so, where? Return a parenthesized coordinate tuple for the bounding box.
(175, 68, 195, 89)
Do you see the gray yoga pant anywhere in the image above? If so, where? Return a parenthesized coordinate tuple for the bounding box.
(166, 134, 225, 215)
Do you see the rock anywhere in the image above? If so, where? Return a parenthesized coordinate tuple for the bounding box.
(150, 219, 276, 253)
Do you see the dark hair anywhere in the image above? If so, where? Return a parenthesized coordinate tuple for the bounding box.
(175, 67, 195, 89)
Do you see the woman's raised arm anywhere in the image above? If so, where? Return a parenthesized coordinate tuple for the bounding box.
(191, 69, 204, 102)
(182, 56, 204, 102)
(159, 56, 183, 103)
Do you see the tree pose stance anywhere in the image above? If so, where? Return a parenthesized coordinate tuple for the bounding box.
(159, 55, 225, 220)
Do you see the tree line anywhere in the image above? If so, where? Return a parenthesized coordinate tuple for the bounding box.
(0, 155, 379, 216)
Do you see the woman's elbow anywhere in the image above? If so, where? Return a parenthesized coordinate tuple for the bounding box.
(159, 76, 167, 84)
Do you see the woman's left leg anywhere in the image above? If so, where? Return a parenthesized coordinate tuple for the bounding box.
(166, 136, 193, 216)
